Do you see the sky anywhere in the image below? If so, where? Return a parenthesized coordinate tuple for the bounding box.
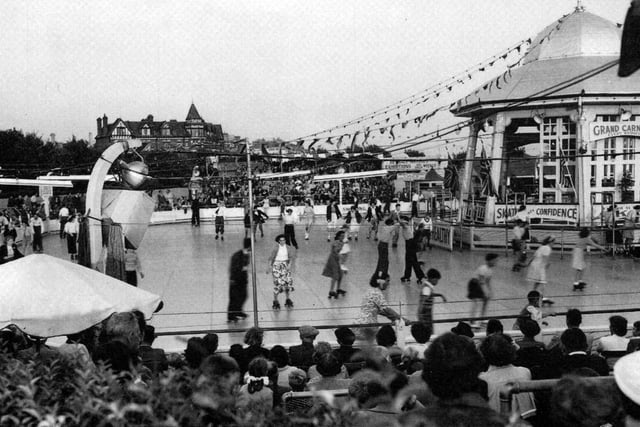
(0, 0, 631, 154)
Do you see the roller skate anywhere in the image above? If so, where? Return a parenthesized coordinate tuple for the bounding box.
(272, 300, 281, 310)
(285, 298, 294, 308)
(573, 282, 587, 291)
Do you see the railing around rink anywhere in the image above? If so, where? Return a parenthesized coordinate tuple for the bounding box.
(448, 222, 640, 258)
(153, 304, 640, 344)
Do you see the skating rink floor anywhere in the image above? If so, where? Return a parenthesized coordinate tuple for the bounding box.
(42, 220, 640, 350)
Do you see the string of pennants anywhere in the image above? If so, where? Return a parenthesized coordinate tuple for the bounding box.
(285, 12, 574, 155)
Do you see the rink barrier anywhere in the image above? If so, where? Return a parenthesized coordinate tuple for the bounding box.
(153, 306, 640, 354)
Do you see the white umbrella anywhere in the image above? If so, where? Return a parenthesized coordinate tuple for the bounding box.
(0, 254, 162, 337)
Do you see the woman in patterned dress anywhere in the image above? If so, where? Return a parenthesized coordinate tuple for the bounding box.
(267, 234, 296, 310)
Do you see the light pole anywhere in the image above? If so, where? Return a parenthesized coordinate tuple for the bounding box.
(245, 139, 259, 327)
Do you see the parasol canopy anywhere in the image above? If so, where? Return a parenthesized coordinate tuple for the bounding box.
(0, 254, 162, 337)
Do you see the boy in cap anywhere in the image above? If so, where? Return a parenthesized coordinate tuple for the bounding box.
(289, 325, 319, 371)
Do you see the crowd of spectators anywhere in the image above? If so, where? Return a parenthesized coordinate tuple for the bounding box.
(2, 308, 640, 426)
(156, 175, 398, 212)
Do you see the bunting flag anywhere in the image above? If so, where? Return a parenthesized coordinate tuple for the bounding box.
(443, 153, 460, 195)
(350, 131, 360, 154)
(296, 140, 305, 151)
(238, 144, 246, 154)
(479, 146, 497, 197)
(308, 139, 319, 150)
(389, 125, 396, 141)
(336, 135, 344, 149)
(260, 144, 269, 156)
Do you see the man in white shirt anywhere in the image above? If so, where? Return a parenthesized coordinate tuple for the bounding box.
(592, 315, 630, 370)
(58, 205, 69, 239)
(214, 201, 225, 241)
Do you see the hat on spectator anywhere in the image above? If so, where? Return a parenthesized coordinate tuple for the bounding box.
(288, 368, 307, 387)
(299, 325, 319, 339)
(451, 321, 474, 338)
(614, 351, 640, 405)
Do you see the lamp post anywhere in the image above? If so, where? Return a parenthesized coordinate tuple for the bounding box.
(245, 140, 259, 327)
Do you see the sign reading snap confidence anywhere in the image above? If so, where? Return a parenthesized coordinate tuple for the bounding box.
(589, 122, 640, 140)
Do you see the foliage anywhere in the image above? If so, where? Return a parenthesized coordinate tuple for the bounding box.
(0, 129, 99, 178)
(0, 351, 357, 426)
(404, 149, 425, 157)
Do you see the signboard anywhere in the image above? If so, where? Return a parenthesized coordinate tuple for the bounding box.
(396, 172, 425, 182)
(589, 122, 640, 140)
(39, 185, 53, 200)
(495, 204, 578, 224)
(431, 222, 454, 251)
(382, 159, 437, 171)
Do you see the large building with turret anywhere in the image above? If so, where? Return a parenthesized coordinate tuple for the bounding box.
(94, 103, 225, 152)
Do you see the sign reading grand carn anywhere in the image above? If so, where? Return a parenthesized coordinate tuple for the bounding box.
(589, 122, 640, 140)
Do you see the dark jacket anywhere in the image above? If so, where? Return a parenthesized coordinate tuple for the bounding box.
(326, 204, 342, 222)
(289, 342, 315, 371)
(139, 345, 168, 374)
(558, 352, 609, 377)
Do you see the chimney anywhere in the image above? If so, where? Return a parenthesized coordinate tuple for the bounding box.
(49, 133, 56, 143)
(96, 117, 102, 135)
(103, 114, 108, 130)
(88, 132, 93, 144)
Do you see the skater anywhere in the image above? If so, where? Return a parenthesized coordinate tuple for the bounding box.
(411, 190, 420, 218)
(511, 219, 528, 271)
(338, 224, 351, 285)
(571, 228, 605, 291)
(374, 216, 395, 281)
(253, 205, 269, 238)
(468, 253, 498, 328)
(400, 216, 425, 284)
(124, 244, 144, 286)
(214, 200, 225, 240)
(513, 290, 555, 330)
(364, 199, 382, 240)
(58, 204, 69, 238)
(344, 205, 362, 240)
(323, 230, 345, 299)
(31, 214, 43, 253)
(526, 236, 555, 304)
(302, 199, 314, 240)
(228, 238, 251, 322)
(326, 199, 342, 242)
(267, 234, 296, 310)
(417, 268, 447, 334)
(191, 196, 200, 227)
(417, 215, 433, 251)
(390, 203, 402, 248)
(63, 214, 79, 260)
(356, 272, 402, 341)
(283, 208, 298, 249)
